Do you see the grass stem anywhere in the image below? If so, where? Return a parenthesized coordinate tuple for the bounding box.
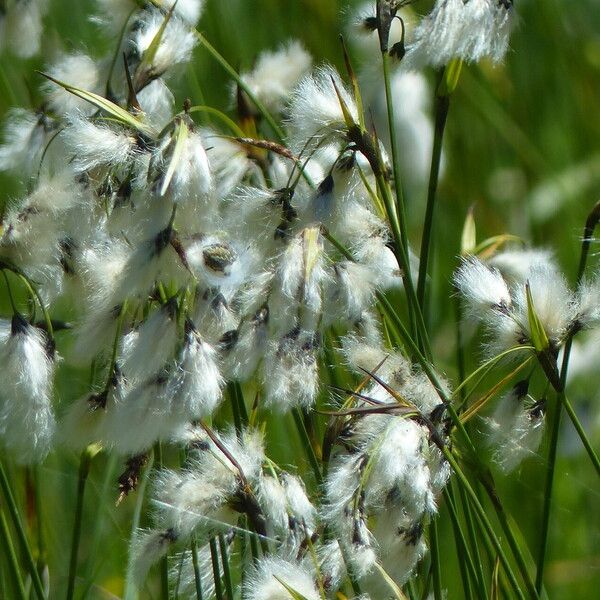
(209, 537, 223, 600)
(0, 461, 45, 600)
(417, 90, 449, 313)
(190, 537, 204, 600)
(66, 450, 93, 600)
(535, 201, 600, 592)
(292, 408, 323, 486)
(442, 488, 475, 600)
(0, 505, 27, 600)
(218, 534, 234, 600)
(429, 519, 443, 600)
(440, 449, 527, 600)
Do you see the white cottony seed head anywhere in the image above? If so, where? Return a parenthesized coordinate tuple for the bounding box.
(454, 256, 511, 316)
(486, 382, 545, 472)
(287, 64, 358, 152)
(62, 117, 137, 173)
(404, 0, 514, 69)
(240, 40, 312, 113)
(0, 316, 56, 464)
(132, 8, 197, 78)
(244, 556, 320, 600)
(45, 53, 103, 116)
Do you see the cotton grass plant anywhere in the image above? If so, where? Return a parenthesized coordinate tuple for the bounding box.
(0, 1, 598, 599)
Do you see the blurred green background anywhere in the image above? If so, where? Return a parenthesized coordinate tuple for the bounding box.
(1, 0, 599, 598)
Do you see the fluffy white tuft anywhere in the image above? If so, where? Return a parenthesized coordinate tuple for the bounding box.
(240, 40, 312, 113)
(243, 556, 320, 600)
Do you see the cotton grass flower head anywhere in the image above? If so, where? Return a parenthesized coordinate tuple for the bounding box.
(322, 366, 450, 589)
(0, 0, 48, 58)
(200, 128, 265, 197)
(575, 275, 600, 331)
(161, 0, 206, 25)
(510, 264, 576, 349)
(131, 7, 198, 87)
(0, 108, 52, 174)
(454, 256, 512, 315)
(274, 225, 328, 321)
(119, 301, 178, 384)
(150, 119, 213, 205)
(167, 319, 224, 421)
(243, 556, 320, 600)
(0, 170, 91, 299)
(486, 380, 546, 472)
(455, 255, 580, 358)
(62, 116, 138, 174)
(404, 0, 515, 69)
(287, 64, 359, 152)
(488, 248, 556, 283)
(0, 315, 56, 464)
(257, 472, 316, 556)
(44, 53, 104, 116)
(136, 78, 175, 129)
(262, 328, 320, 412)
(130, 427, 265, 584)
(102, 371, 176, 454)
(59, 389, 120, 451)
(239, 40, 312, 114)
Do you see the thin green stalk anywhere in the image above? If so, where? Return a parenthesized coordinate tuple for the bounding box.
(209, 537, 224, 600)
(456, 482, 488, 597)
(535, 393, 560, 595)
(562, 394, 600, 476)
(429, 520, 443, 600)
(190, 538, 204, 600)
(33, 469, 46, 589)
(230, 381, 248, 425)
(0, 461, 45, 600)
(406, 578, 418, 600)
(535, 201, 600, 592)
(188, 105, 245, 137)
(155, 443, 169, 600)
(0, 63, 19, 110)
(417, 91, 450, 313)
(440, 449, 526, 600)
(469, 504, 512, 600)
(15, 272, 54, 339)
(480, 479, 539, 600)
(186, 64, 210, 125)
(239, 519, 248, 591)
(375, 175, 431, 359)
(66, 450, 93, 600)
(227, 381, 243, 434)
(79, 454, 119, 600)
(292, 408, 323, 486)
(247, 517, 261, 564)
(218, 534, 234, 600)
(420, 565, 432, 600)
(380, 50, 415, 336)
(381, 52, 410, 273)
(442, 488, 475, 600)
(124, 453, 154, 600)
(0, 505, 27, 600)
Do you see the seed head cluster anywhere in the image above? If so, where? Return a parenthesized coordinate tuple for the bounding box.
(1, 1, 577, 599)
